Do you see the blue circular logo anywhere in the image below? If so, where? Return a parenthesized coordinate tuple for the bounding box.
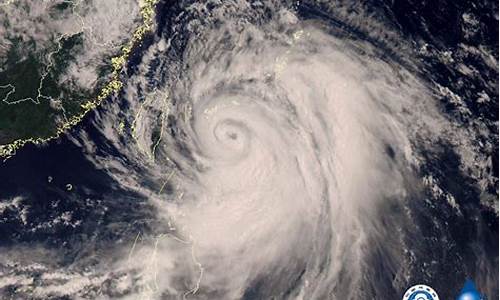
(403, 284, 439, 300)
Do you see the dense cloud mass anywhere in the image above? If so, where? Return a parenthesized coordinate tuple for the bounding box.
(0, 0, 498, 299)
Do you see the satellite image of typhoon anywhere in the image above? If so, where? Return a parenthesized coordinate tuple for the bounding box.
(0, 0, 498, 299)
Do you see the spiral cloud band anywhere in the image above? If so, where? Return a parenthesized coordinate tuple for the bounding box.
(77, 4, 466, 299)
(1, 1, 489, 299)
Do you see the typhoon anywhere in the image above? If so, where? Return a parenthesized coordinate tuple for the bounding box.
(0, 0, 498, 299)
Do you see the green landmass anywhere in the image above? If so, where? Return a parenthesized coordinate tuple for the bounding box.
(0, 0, 159, 158)
(0, 34, 100, 143)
